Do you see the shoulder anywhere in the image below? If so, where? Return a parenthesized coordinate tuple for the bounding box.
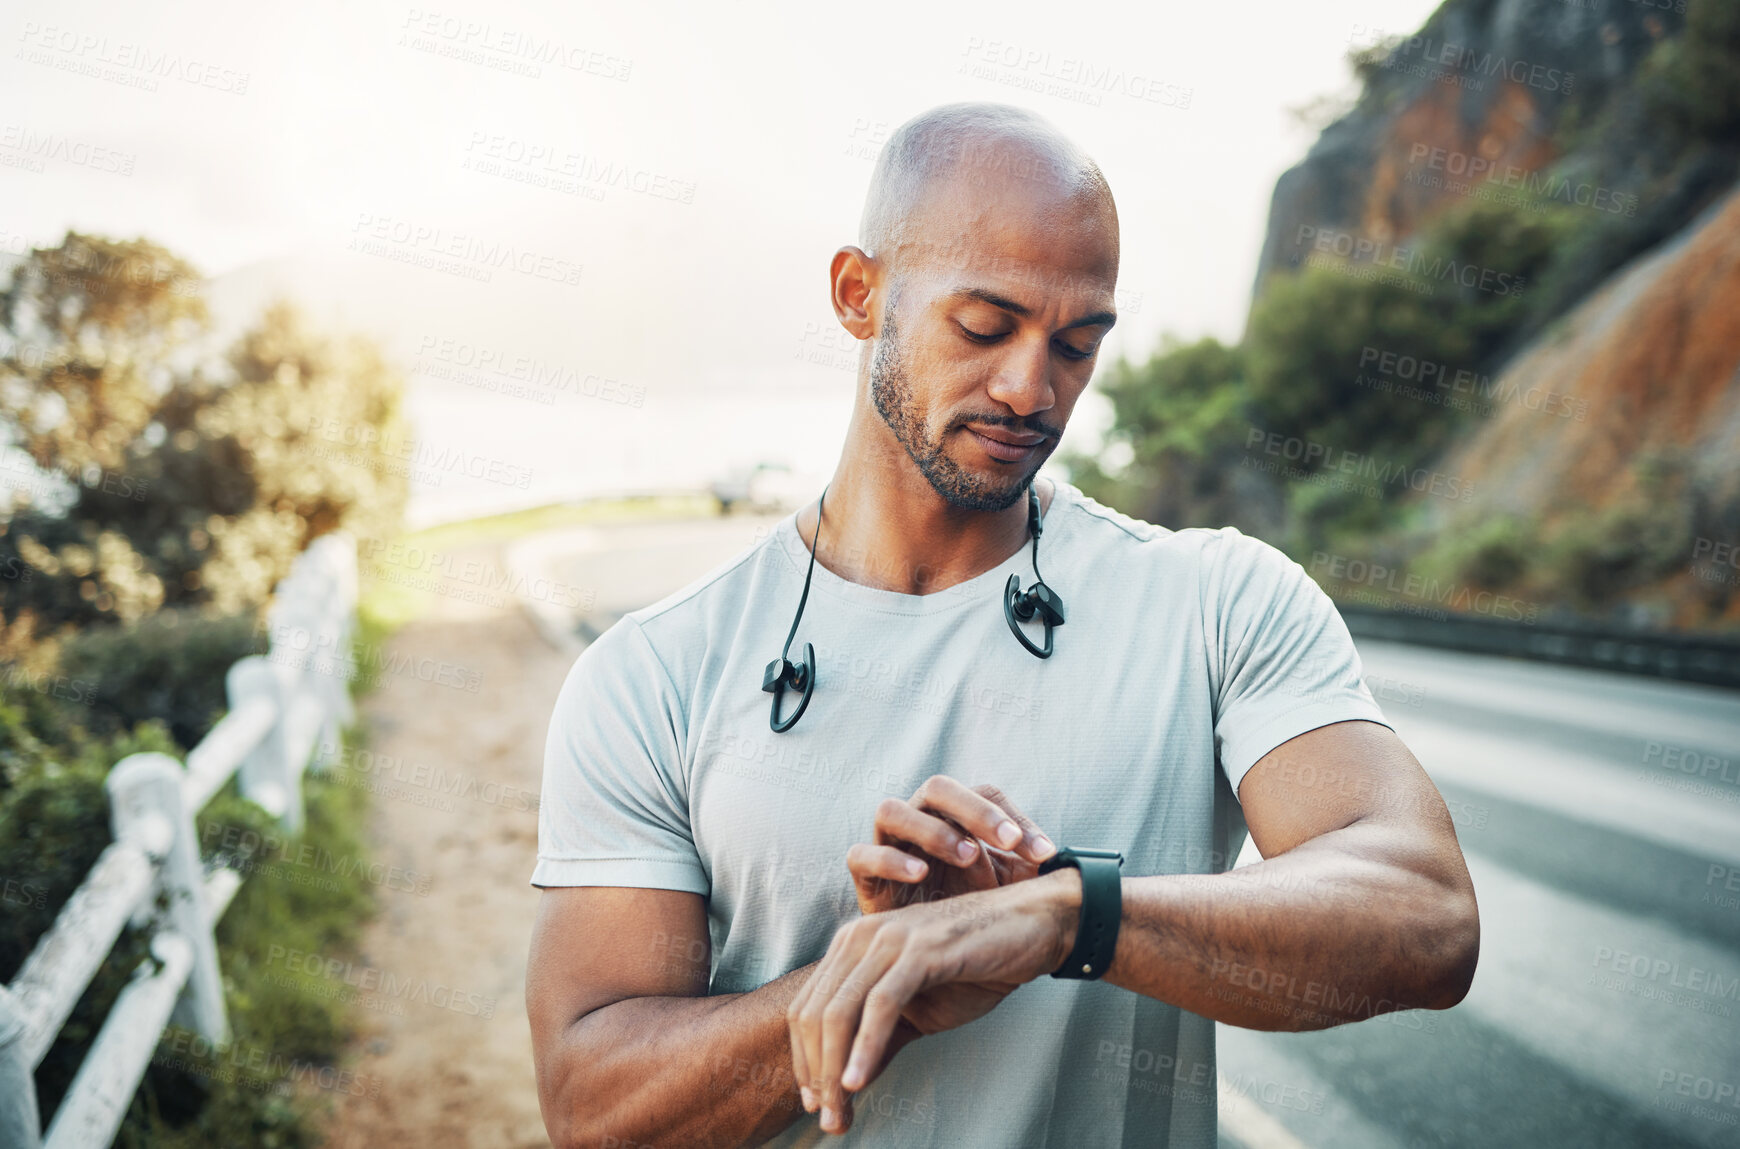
(570, 519, 794, 689)
(1182, 526, 1326, 629)
(1195, 525, 1309, 587)
(549, 612, 672, 733)
(1049, 480, 1170, 546)
(1049, 485, 1320, 626)
(1050, 481, 1283, 576)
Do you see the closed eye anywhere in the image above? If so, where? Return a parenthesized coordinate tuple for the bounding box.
(959, 323, 1097, 361)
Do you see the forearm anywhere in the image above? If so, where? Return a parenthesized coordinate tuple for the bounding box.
(544, 961, 920, 1148)
(1044, 821, 1478, 1031)
(541, 960, 809, 1148)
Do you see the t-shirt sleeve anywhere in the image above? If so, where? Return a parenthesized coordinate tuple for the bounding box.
(531, 616, 708, 894)
(1200, 527, 1392, 797)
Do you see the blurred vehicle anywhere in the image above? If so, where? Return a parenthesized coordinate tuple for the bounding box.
(709, 461, 807, 514)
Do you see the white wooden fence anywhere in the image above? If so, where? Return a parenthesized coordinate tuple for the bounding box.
(0, 532, 359, 1149)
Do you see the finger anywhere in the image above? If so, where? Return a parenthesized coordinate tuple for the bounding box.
(914, 775, 1025, 851)
(796, 956, 838, 1117)
(847, 842, 928, 885)
(791, 958, 843, 1115)
(913, 775, 1052, 862)
(823, 938, 902, 1122)
(817, 963, 875, 1130)
(844, 952, 929, 1094)
(786, 975, 817, 1112)
(799, 923, 871, 1128)
(971, 782, 1057, 864)
(874, 795, 985, 867)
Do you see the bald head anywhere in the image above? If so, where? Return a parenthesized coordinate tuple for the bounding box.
(827, 104, 1118, 514)
(858, 102, 1116, 286)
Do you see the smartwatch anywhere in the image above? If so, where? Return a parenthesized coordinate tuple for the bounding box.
(1036, 847, 1124, 980)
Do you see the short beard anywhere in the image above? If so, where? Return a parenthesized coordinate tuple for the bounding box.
(868, 304, 1052, 512)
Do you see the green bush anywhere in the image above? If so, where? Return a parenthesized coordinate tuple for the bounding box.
(1244, 265, 1476, 466)
(54, 609, 263, 751)
(109, 761, 377, 1149)
(0, 698, 179, 982)
(0, 694, 178, 1120)
(2, 710, 381, 1144)
(1642, 0, 1740, 146)
(1409, 197, 1580, 344)
(5, 596, 397, 1141)
(1411, 514, 1539, 593)
(1544, 504, 1696, 612)
(1068, 338, 1263, 528)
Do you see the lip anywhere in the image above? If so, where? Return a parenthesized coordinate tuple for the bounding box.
(964, 425, 1046, 462)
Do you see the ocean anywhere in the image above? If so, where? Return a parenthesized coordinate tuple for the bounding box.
(403, 382, 855, 529)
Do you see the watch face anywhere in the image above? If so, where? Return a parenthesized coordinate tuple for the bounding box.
(1039, 847, 1123, 874)
(1067, 848, 1124, 863)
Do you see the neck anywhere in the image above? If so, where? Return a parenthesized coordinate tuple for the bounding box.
(797, 413, 1056, 596)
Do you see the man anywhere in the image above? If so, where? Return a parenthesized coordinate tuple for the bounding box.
(526, 101, 1479, 1148)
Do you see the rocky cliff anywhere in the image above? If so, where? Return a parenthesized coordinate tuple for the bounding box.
(1245, 0, 1740, 628)
(1252, 0, 1687, 299)
(1434, 182, 1740, 626)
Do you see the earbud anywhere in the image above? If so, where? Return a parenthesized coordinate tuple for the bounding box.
(762, 643, 816, 733)
(1010, 580, 1067, 627)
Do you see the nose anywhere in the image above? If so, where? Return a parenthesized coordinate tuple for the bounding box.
(984, 335, 1056, 419)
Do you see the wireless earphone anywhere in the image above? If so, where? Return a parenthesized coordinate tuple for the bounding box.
(1003, 484, 1066, 658)
(764, 482, 1064, 733)
(762, 485, 826, 733)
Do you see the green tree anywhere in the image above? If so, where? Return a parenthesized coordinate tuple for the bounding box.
(0, 233, 206, 477)
(0, 234, 408, 640)
(1067, 336, 1267, 530)
(1243, 265, 1472, 463)
(1643, 0, 1740, 145)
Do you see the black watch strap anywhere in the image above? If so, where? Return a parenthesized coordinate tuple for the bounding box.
(1037, 847, 1124, 980)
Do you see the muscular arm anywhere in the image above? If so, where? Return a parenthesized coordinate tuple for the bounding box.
(526, 886, 919, 1148)
(787, 721, 1480, 1118)
(1088, 719, 1480, 1029)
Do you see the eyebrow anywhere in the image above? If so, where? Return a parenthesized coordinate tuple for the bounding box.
(949, 286, 1117, 331)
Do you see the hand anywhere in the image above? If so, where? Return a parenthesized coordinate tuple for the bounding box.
(847, 777, 1057, 917)
(801, 777, 1057, 1133)
(847, 778, 1056, 1039)
(787, 872, 1080, 1135)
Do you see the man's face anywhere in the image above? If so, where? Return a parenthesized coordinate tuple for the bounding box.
(868, 182, 1118, 512)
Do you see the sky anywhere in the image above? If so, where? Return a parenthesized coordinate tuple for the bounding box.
(1, 0, 1445, 525)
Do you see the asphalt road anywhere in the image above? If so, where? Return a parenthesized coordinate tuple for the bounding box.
(512, 513, 1740, 1149)
(1216, 640, 1740, 1149)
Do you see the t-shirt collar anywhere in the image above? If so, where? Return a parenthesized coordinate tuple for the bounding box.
(770, 481, 1076, 616)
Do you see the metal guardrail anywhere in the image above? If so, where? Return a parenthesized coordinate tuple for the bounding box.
(1336, 602, 1740, 689)
(0, 532, 359, 1149)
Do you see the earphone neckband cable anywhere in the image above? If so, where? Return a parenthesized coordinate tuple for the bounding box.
(766, 481, 1063, 732)
(783, 484, 826, 663)
(761, 484, 826, 733)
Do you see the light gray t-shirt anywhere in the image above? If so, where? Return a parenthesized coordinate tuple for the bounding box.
(534, 480, 1390, 1148)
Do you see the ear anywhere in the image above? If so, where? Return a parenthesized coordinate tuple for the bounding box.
(830, 246, 878, 341)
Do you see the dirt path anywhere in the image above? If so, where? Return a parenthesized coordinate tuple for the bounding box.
(320, 538, 570, 1149)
